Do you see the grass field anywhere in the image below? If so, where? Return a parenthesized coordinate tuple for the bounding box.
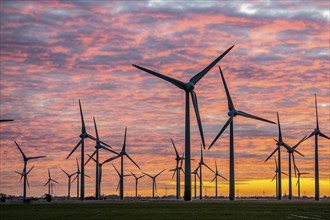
(1, 200, 329, 220)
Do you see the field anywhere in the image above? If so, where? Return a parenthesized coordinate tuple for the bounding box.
(1, 200, 329, 220)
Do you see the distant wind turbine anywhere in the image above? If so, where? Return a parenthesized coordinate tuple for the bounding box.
(133, 45, 234, 201)
(295, 166, 309, 199)
(269, 156, 287, 198)
(210, 160, 227, 198)
(44, 169, 59, 196)
(304, 94, 330, 201)
(130, 171, 145, 198)
(61, 168, 77, 199)
(15, 166, 34, 193)
(209, 66, 275, 200)
(112, 164, 132, 196)
(72, 158, 90, 199)
(191, 167, 200, 199)
(143, 169, 166, 199)
(14, 141, 46, 200)
(66, 100, 111, 200)
(103, 127, 140, 200)
(169, 138, 184, 199)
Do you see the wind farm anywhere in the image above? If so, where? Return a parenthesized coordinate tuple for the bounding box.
(0, 1, 329, 220)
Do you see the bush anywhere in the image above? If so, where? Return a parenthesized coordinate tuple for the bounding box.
(44, 194, 52, 202)
(0, 193, 6, 203)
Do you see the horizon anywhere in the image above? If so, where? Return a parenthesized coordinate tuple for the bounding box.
(0, 1, 329, 198)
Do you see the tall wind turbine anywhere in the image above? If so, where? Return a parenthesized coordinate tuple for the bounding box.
(103, 127, 141, 200)
(208, 66, 275, 200)
(61, 168, 76, 199)
(196, 144, 214, 200)
(130, 171, 145, 198)
(15, 166, 34, 194)
(14, 141, 46, 200)
(191, 167, 200, 199)
(264, 112, 291, 200)
(72, 158, 90, 199)
(112, 164, 132, 196)
(44, 169, 59, 196)
(211, 160, 227, 198)
(143, 170, 165, 199)
(87, 117, 117, 200)
(169, 139, 184, 199)
(66, 100, 111, 200)
(295, 166, 309, 199)
(270, 156, 287, 198)
(283, 136, 306, 200)
(304, 94, 330, 201)
(133, 45, 234, 201)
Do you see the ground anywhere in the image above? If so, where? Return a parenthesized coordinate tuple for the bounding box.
(1, 200, 329, 220)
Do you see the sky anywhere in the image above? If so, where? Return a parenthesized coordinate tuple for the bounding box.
(0, 0, 329, 198)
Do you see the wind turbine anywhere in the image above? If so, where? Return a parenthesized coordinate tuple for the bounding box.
(304, 94, 330, 201)
(295, 166, 309, 199)
(210, 160, 227, 198)
(72, 158, 90, 199)
(103, 127, 141, 200)
(61, 168, 77, 199)
(143, 169, 165, 199)
(270, 156, 287, 198)
(264, 112, 290, 200)
(169, 139, 185, 199)
(283, 136, 306, 200)
(112, 164, 132, 196)
(133, 45, 234, 201)
(86, 117, 117, 200)
(0, 119, 14, 122)
(208, 66, 275, 200)
(196, 144, 214, 200)
(44, 169, 59, 196)
(66, 100, 111, 200)
(130, 171, 145, 198)
(14, 141, 46, 200)
(15, 166, 34, 194)
(191, 167, 200, 199)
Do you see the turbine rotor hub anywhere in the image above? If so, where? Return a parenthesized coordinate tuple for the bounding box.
(185, 82, 195, 92)
(228, 110, 238, 117)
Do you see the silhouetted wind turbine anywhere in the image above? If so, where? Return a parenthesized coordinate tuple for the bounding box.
(14, 141, 46, 200)
(143, 169, 165, 199)
(211, 160, 227, 198)
(0, 119, 14, 122)
(283, 136, 306, 200)
(169, 139, 185, 199)
(264, 112, 291, 200)
(191, 167, 200, 199)
(87, 117, 117, 200)
(112, 164, 132, 196)
(295, 166, 309, 199)
(66, 100, 111, 200)
(103, 127, 140, 200)
(44, 169, 59, 196)
(196, 144, 214, 200)
(270, 156, 287, 198)
(130, 171, 145, 198)
(72, 158, 90, 199)
(304, 94, 330, 201)
(15, 166, 34, 193)
(61, 168, 77, 199)
(209, 66, 275, 200)
(133, 45, 234, 201)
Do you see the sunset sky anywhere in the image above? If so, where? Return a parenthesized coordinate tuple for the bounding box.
(0, 1, 329, 198)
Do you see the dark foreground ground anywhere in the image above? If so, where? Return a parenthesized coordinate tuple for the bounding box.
(1, 200, 329, 220)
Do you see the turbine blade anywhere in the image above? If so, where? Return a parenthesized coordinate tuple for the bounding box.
(189, 45, 235, 85)
(277, 112, 282, 141)
(294, 150, 304, 157)
(218, 65, 235, 111)
(116, 180, 120, 192)
(28, 156, 46, 160)
(87, 134, 112, 148)
(203, 163, 215, 173)
(100, 145, 118, 155)
(155, 169, 165, 178)
(271, 174, 276, 182)
(125, 154, 141, 170)
(52, 180, 59, 184)
(281, 172, 288, 176)
(61, 168, 69, 177)
(319, 132, 330, 140)
(0, 119, 14, 122)
(85, 152, 97, 165)
(66, 139, 83, 159)
(122, 127, 127, 152)
(132, 64, 186, 89)
(103, 154, 121, 165)
(305, 130, 317, 141)
(130, 171, 137, 179)
(78, 100, 86, 133)
(154, 180, 157, 193)
(27, 166, 34, 175)
(237, 110, 276, 124)
(296, 178, 299, 186)
(218, 174, 228, 181)
(44, 180, 50, 187)
(48, 169, 51, 178)
(191, 91, 205, 148)
(84, 174, 90, 178)
(274, 156, 278, 170)
(112, 164, 120, 176)
(76, 158, 80, 172)
(171, 138, 180, 158)
(208, 116, 233, 150)
(142, 172, 153, 179)
(14, 141, 26, 159)
(210, 176, 216, 183)
(27, 176, 30, 189)
(292, 135, 307, 150)
(93, 117, 99, 140)
(292, 154, 297, 177)
(301, 172, 309, 175)
(215, 160, 218, 173)
(315, 94, 319, 129)
(264, 147, 279, 162)
(171, 169, 177, 179)
(72, 175, 78, 183)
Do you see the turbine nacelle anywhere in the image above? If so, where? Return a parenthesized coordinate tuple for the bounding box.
(228, 109, 238, 117)
(185, 82, 195, 92)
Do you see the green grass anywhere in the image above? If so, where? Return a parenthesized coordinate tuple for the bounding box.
(1, 200, 329, 220)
